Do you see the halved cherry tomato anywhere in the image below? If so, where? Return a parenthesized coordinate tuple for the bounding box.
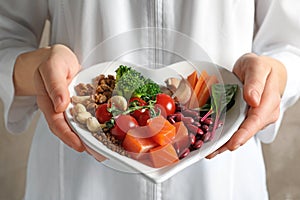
(111, 115, 139, 141)
(129, 97, 149, 120)
(95, 103, 113, 123)
(155, 93, 176, 117)
(137, 109, 151, 126)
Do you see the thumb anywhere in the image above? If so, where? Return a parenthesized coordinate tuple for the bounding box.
(36, 66, 70, 112)
(243, 67, 270, 107)
(49, 81, 70, 113)
(233, 53, 271, 107)
(36, 45, 81, 112)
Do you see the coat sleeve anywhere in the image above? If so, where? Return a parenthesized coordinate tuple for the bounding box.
(0, 1, 48, 133)
(253, 0, 300, 143)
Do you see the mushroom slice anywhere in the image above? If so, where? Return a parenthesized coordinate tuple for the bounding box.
(165, 77, 181, 93)
(172, 76, 192, 105)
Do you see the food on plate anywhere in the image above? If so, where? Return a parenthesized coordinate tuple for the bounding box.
(172, 121, 189, 154)
(122, 126, 158, 159)
(95, 103, 112, 123)
(115, 65, 161, 100)
(188, 70, 209, 108)
(111, 115, 139, 141)
(155, 93, 176, 117)
(198, 75, 219, 107)
(70, 64, 238, 168)
(148, 115, 176, 146)
(171, 77, 192, 105)
(149, 143, 179, 168)
(187, 70, 198, 89)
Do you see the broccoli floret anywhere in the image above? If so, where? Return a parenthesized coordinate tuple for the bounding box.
(132, 82, 161, 100)
(114, 65, 161, 100)
(115, 65, 132, 82)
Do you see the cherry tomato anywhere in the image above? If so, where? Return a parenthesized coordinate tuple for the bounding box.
(129, 97, 147, 106)
(95, 103, 112, 123)
(155, 93, 176, 117)
(154, 104, 167, 118)
(137, 109, 151, 126)
(111, 115, 138, 141)
(129, 97, 148, 120)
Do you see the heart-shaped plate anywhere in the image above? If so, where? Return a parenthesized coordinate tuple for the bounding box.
(65, 61, 247, 183)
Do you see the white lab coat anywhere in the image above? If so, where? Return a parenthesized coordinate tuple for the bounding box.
(1, 0, 300, 199)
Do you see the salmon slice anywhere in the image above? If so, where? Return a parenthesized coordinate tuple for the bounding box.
(148, 115, 176, 146)
(149, 143, 179, 168)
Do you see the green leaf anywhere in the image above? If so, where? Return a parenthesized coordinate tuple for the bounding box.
(208, 84, 238, 139)
(211, 84, 238, 117)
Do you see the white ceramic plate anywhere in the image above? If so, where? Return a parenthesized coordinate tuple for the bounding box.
(65, 61, 247, 183)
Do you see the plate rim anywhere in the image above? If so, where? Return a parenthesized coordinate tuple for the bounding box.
(65, 60, 247, 183)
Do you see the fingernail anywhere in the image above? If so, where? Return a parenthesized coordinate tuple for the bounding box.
(218, 146, 228, 154)
(54, 96, 62, 109)
(232, 144, 241, 151)
(250, 90, 260, 105)
(208, 150, 219, 159)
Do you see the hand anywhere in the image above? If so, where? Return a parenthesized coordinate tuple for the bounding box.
(33, 44, 85, 152)
(206, 53, 287, 159)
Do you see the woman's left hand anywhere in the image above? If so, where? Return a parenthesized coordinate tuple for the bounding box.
(206, 53, 287, 159)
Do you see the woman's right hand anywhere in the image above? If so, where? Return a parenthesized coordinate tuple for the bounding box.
(33, 44, 86, 152)
(14, 44, 85, 152)
(15, 44, 108, 161)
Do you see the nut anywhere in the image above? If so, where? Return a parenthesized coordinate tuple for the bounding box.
(74, 83, 94, 96)
(86, 102, 97, 113)
(94, 94, 107, 104)
(73, 103, 86, 115)
(71, 95, 90, 104)
(76, 111, 92, 124)
(108, 95, 128, 111)
(86, 117, 101, 132)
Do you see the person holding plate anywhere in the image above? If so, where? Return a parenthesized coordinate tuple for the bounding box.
(1, 1, 300, 199)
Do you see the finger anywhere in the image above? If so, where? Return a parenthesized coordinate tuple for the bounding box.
(206, 111, 262, 159)
(223, 94, 279, 152)
(37, 93, 85, 152)
(84, 144, 107, 162)
(207, 71, 280, 159)
(206, 145, 228, 159)
(243, 64, 270, 107)
(50, 116, 86, 152)
(35, 66, 85, 152)
(38, 62, 70, 113)
(233, 54, 271, 107)
(227, 111, 264, 150)
(38, 46, 81, 113)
